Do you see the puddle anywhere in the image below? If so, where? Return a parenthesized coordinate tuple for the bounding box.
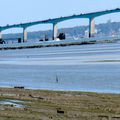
(0, 99, 29, 108)
(0, 93, 17, 97)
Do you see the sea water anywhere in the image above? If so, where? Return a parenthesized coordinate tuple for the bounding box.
(0, 42, 120, 93)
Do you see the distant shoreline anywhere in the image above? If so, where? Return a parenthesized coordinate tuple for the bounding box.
(0, 41, 96, 50)
(0, 36, 117, 50)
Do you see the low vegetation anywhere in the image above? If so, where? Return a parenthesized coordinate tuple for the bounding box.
(0, 88, 120, 120)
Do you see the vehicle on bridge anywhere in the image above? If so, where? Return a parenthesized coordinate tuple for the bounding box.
(0, 39, 5, 44)
(57, 33, 66, 40)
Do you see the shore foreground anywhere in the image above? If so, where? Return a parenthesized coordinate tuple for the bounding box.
(0, 88, 120, 120)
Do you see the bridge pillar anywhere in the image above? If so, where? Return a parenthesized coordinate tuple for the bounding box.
(89, 17, 95, 38)
(23, 28, 27, 42)
(0, 31, 2, 39)
(53, 23, 58, 40)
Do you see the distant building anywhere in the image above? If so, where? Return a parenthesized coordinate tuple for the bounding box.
(85, 30, 89, 38)
(85, 29, 97, 38)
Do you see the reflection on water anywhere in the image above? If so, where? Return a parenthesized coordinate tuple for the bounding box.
(0, 43, 120, 93)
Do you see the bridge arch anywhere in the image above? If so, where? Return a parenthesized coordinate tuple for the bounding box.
(0, 27, 23, 43)
(93, 12, 120, 37)
(52, 8, 120, 39)
(55, 18, 89, 39)
(25, 23, 53, 41)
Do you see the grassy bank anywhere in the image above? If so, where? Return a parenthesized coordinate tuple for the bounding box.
(0, 88, 120, 120)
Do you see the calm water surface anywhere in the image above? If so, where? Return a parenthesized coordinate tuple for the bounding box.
(0, 42, 120, 93)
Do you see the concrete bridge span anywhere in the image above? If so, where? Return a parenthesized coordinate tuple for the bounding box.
(0, 8, 120, 42)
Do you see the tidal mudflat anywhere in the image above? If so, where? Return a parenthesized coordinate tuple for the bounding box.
(0, 43, 120, 93)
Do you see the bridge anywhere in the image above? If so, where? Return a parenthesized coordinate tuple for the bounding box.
(0, 8, 120, 42)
